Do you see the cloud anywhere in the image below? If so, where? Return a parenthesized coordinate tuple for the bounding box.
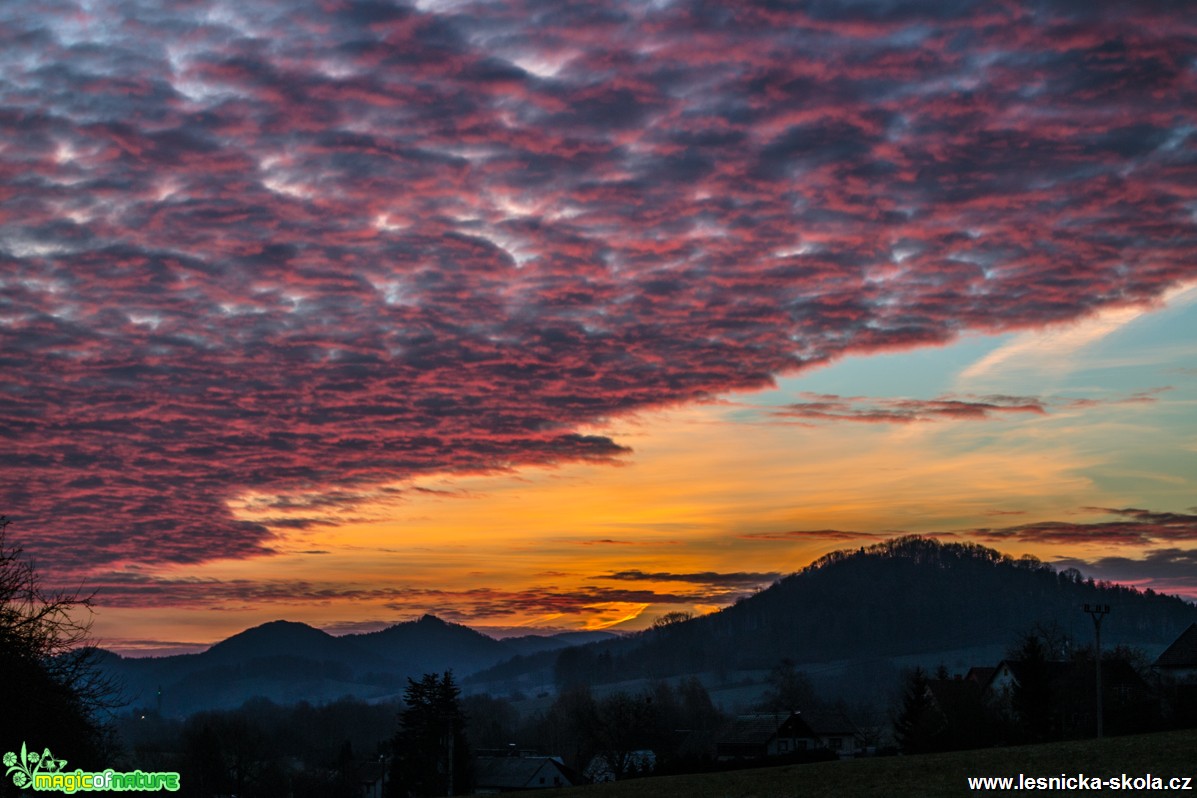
(738, 508, 1197, 550)
(595, 569, 781, 588)
(739, 529, 891, 542)
(772, 393, 1047, 424)
(84, 571, 708, 617)
(763, 388, 1170, 424)
(968, 507, 1197, 546)
(960, 282, 1197, 384)
(1054, 548, 1197, 599)
(98, 639, 212, 657)
(573, 538, 683, 547)
(3, 0, 1196, 573)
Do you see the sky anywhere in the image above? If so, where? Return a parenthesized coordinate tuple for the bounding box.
(2, 0, 1195, 656)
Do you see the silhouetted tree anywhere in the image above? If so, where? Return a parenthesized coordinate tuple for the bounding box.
(892, 667, 942, 753)
(1, 516, 112, 790)
(460, 694, 518, 751)
(538, 686, 600, 772)
(389, 672, 470, 797)
(651, 611, 695, 630)
(180, 710, 284, 798)
(757, 659, 817, 712)
(592, 691, 656, 780)
(1069, 643, 1161, 735)
(1010, 631, 1054, 742)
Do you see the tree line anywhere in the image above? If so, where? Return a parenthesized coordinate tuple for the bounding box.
(892, 624, 1196, 755)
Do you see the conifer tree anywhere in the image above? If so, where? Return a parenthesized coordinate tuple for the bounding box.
(892, 667, 942, 753)
(389, 672, 470, 797)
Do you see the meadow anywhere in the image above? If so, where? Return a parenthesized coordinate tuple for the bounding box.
(540, 729, 1197, 797)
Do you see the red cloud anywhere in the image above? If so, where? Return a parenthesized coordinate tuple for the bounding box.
(969, 507, 1197, 546)
(772, 393, 1047, 423)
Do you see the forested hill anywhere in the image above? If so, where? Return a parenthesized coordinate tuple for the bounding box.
(715, 536, 1194, 659)
(492, 536, 1197, 689)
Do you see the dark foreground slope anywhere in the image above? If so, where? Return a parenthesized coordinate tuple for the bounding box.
(533, 728, 1197, 798)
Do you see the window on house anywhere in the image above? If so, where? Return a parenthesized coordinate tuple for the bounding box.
(828, 737, 843, 749)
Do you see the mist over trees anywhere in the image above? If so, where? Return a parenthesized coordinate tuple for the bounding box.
(102, 676, 733, 795)
(117, 696, 398, 798)
(523, 677, 729, 777)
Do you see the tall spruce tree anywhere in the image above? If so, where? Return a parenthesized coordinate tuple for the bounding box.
(1011, 631, 1054, 742)
(389, 672, 470, 797)
(892, 667, 943, 754)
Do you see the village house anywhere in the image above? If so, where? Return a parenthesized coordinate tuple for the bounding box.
(923, 676, 991, 750)
(356, 759, 387, 798)
(473, 755, 577, 793)
(716, 710, 861, 761)
(1154, 623, 1197, 726)
(985, 656, 1155, 737)
(1155, 623, 1197, 682)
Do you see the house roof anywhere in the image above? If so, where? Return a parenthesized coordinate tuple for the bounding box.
(794, 708, 858, 736)
(992, 659, 1071, 686)
(991, 658, 1149, 691)
(927, 678, 984, 719)
(474, 756, 570, 789)
(965, 667, 996, 685)
(721, 710, 857, 744)
(720, 713, 794, 746)
(1155, 623, 1197, 669)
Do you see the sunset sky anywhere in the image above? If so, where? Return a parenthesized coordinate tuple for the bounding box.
(2, 0, 1195, 655)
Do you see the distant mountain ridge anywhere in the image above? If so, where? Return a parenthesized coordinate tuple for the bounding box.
(472, 536, 1197, 692)
(99, 537, 1197, 717)
(97, 614, 616, 717)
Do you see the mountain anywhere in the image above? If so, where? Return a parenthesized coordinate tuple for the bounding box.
(504, 630, 619, 655)
(97, 615, 616, 717)
(470, 536, 1197, 694)
(351, 614, 513, 674)
(204, 619, 376, 666)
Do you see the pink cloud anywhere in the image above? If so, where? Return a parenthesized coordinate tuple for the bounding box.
(1, 0, 1195, 577)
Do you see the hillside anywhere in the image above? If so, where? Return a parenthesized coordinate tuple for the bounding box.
(204, 620, 379, 667)
(98, 615, 615, 717)
(472, 537, 1197, 693)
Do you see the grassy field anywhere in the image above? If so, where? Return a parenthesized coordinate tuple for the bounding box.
(538, 729, 1197, 797)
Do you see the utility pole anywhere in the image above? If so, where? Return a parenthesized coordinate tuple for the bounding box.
(447, 723, 455, 798)
(441, 711, 456, 797)
(1083, 604, 1110, 738)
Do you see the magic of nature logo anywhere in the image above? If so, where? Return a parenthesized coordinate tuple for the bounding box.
(4, 743, 180, 793)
